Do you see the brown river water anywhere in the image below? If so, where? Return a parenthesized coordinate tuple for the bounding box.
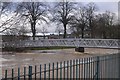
(0, 48, 119, 78)
(1, 48, 119, 69)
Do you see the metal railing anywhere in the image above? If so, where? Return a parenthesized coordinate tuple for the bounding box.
(2, 53, 120, 79)
(2, 39, 120, 49)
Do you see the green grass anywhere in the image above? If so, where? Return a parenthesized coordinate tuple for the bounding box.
(29, 46, 75, 50)
(2, 46, 75, 52)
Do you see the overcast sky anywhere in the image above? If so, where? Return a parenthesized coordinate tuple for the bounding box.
(1, 0, 120, 2)
(0, 0, 119, 35)
(1, 0, 119, 13)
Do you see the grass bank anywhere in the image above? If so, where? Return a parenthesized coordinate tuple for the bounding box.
(2, 46, 75, 52)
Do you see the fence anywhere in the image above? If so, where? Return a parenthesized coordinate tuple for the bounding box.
(2, 53, 120, 79)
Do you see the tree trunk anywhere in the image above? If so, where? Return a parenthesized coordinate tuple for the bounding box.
(91, 28, 94, 38)
(63, 24, 67, 38)
(89, 19, 94, 38)
(81, 29, 84, 38)
(102, 31, 106, 39)
(31, 22, 36, 40)
(43, 34, 45, 39)
(32, 29, 36, 40)
(59, 32, 60, 39)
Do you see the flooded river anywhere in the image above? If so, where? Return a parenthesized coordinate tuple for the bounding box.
(0, 48, 119, 78)
(1, 48, 119, 69)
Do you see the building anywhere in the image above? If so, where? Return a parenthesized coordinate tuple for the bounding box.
(118, 1, 120, 24)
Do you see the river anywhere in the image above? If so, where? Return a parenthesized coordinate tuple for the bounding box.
(1, 48, 119, 69)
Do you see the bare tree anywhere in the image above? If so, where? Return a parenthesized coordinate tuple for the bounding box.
(16, 2, 48, 40)
(52, 0, 75, 38)
(86, 2, 97, 38)
(0, 2, 16, 33)
(40, 26, 48, 39)
(96, 11, 115, 38)
(0, 2, 10, 17)
(4, 23, 29, 36)
(70, 6, 87, 38)
(55, 25, 63, 38)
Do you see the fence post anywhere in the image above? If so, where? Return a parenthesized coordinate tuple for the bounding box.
(5, 70, 7, 79)
(48, 63, 50, 79)
(28, 66, 32, 80)
(73, 60, 75, 78)
(64, 61, 65, 79)
(40, 65, 41, 80)
(91, 57, 93, 78)
(84, 58, 86, 79)
(70, 60, 72, 79)
(35, 65, 37, 80)
(79, 59, 80, 78)
(92, 57, 95, 79)
(44, 64, 46, 80)
(76, 59, 78, 80)
(56, 62, 58, 79)
(118, 53, 120, 78)
(24, 67, 26, 80)
(12, 69, 14, 80)
(67, 61, 69, 79)
(60, 62, 62, 79)
(52, 63, 54, 79)
(18, 68, 20, 80)
(88, 57, 91, 78)
(96, 56, 100, 80)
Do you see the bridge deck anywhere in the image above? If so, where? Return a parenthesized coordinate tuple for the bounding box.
(2, 39, 120, 49)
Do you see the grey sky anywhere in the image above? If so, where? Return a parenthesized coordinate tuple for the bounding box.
(1, 0, 119, 2)
(96, 2, 118, 13)
(0, 1, 119, 35)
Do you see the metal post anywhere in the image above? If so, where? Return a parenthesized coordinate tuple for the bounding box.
(12, 69, 14, 80)
(67, 61, 69, 79)
(96, 56, 99, 80)
(93, 57, 95, 79)
(73, 60, 75, 78)
(118, 53, 120, 78)
(64, 61, 65, 79)
(81, 58, 83, 78)
(89, 57, 90, 78)
(35, 65, 37, 80)
(76, 59, 78, 80)
(40, 65, 41, 80)
(24, 67, 26, 80)
(56, 62, 58, 79)
(86, 58, 88, 78)
(70, 60, 72, 79)
(49, 63, 50, 79)
(5, 70, 7, 79)
(84, 58, 86, 79)
(18, 68, 20, 80)
(79, 59, 80, 78)
(52, 63, 54, 79)
(90, 57, 93, 79)
(60, 62, 62, 79)
(44, 64, 46, 80)
(28, 66, 32, 80)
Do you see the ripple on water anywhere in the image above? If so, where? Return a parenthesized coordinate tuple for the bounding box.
(0, 58, 8, 61)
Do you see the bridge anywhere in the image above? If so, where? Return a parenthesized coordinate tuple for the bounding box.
(2, 39, 120, 49)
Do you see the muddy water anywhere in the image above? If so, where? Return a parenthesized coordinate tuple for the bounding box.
(1, 48, 119, 69)
(1, 48, 119, 78)
(1, 49, 86, 69)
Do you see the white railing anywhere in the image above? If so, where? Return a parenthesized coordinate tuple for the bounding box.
(2, 39, 120, 49)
